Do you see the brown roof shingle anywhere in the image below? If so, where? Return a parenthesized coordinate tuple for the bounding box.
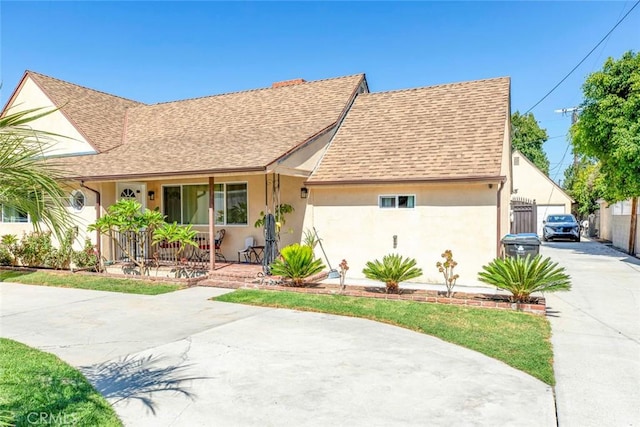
(307, 77, 510, 184)
(59, 74, 364, 179)
(28, 71, 143, 153)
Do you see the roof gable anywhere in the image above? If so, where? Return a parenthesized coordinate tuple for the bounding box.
(27, 71, 143, 153)
(512, 150, 574, 203)
(307, 77, 511, 184)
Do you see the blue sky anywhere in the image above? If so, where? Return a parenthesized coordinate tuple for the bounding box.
(2, 1, 638, 184)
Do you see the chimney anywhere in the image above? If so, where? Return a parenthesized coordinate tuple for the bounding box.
(272, 78, 306, 89)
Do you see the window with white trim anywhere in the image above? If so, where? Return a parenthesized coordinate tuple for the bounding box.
(162, 183, 248, 225)
(379, 195, 415, 209)
(0, 205, 28, 223)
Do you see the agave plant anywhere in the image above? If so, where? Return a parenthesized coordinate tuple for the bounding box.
(362, 254, 423, 294)
(478, 254, 571, 303)
(269, 243, 325, 286)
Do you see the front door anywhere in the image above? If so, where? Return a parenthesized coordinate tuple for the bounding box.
(116, 182, 146, 210)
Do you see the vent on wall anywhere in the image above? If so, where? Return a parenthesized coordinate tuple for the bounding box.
(514, 156, 520, 166)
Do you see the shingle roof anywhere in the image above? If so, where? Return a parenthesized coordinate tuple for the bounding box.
(57, 74, 364, 179)
(28, 71, 143, 153)
(307, 77, 511, 184)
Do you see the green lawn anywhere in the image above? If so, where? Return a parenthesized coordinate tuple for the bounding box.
(0, 270, 182, 295)
(0, 338, 122, 427)
(215, 289, 555, 385)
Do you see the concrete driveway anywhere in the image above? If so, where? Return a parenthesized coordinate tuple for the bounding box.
(541, 239, 640, 426)
(1, 283, 555, 426)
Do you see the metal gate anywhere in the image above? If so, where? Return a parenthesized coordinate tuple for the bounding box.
(511, 197, 537, 234)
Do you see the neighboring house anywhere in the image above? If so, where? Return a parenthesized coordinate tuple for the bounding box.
(304, 77, 512, 283)
(2, 71, 512, 284)
(511, 150, 573, 236)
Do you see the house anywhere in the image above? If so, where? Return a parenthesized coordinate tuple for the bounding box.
(304, 77, 512, 283)
(1, 71, 512, 284)
(510, 150, 573, 236)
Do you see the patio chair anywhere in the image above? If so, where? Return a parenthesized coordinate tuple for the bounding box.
(214, 229, 226, 261)
(238, 236, 255, 263)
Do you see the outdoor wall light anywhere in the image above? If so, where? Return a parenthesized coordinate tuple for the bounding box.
(148, 190, 155, 201)
(300, 187, 308, 199)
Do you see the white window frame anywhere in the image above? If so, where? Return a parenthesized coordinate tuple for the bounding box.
(0, 205, 29, 223)
(378, 194, 416, 209)
(161, 182, 249, 226)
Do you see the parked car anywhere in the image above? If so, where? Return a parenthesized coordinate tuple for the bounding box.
(542, 214, 581, 242)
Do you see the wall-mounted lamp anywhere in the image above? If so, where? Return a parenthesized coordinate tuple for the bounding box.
(488, 183, 494, 189)
(148, 190, 155, 201)
(300, 187, 308, 199)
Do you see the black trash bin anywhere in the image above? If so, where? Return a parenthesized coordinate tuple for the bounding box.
(501, 233, 541, 258)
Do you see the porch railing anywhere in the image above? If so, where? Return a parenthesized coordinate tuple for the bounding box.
(113, 230, 214, 269)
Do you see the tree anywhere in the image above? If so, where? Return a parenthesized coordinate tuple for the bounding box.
(511, 111, 550, 175)
(0, 108, 71, 238)
(571, 51, 640, 202)
(88, 199, 165, 269)
(563, 159, 605, 217)
(572, 51, 640, 254)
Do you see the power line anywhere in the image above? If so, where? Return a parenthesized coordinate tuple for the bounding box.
(525, 0, 640, 114)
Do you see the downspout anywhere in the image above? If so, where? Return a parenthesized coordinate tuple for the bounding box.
(80, 181, 101, 265)
(496, 180, 505, 258)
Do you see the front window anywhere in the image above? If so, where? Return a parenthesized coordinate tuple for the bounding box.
(163, 183, 247, 225)
(379, 195, 415, 209)
(0, 205, 28, 223)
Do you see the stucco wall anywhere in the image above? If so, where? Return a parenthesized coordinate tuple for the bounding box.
(511, 152, 572, 211)
(303, 183, 499, 285)
(6, 77, 96, 156)
(597, 203, 612, 241)
(611, 215, 640, 256)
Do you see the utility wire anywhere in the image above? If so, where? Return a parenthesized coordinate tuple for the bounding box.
(525, 0, 640, 114)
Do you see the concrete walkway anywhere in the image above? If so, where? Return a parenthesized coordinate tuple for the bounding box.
(541, 239, 640, 426)
(0, 283, 555, 426)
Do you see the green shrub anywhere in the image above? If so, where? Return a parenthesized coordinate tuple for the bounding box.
(363, 253, 423, 294)
(0, 247, 12, 266)
(72, 239, 99, 270)
(17, 231, 54, 267)
(269, 243, 325, 286)
(47, 228, 77, 269)
(0, 234, 19, 266)
(478, 254, 571, 303)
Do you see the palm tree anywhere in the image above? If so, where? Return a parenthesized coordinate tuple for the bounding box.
(0, 108, 71, 238)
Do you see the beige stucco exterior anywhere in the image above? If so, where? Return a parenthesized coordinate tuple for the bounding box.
(4, 77, 96, 156)
(302, 182, 503, 285)
(511, 150, 572, 211)
(599, 199, 640, 256)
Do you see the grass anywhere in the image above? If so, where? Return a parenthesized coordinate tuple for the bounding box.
(0, 338, 122, 427)
(215, 289, 555, 385)
(0, 270, 182, 295)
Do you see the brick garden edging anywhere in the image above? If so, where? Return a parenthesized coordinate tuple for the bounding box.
(200, 276, 547, 316)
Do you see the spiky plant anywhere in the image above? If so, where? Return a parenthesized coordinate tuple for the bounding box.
(478, 254, 571, 303)
(269, 243, 325, 286)
(0, 108, 72, 239)
(362, 254, 423, 294)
